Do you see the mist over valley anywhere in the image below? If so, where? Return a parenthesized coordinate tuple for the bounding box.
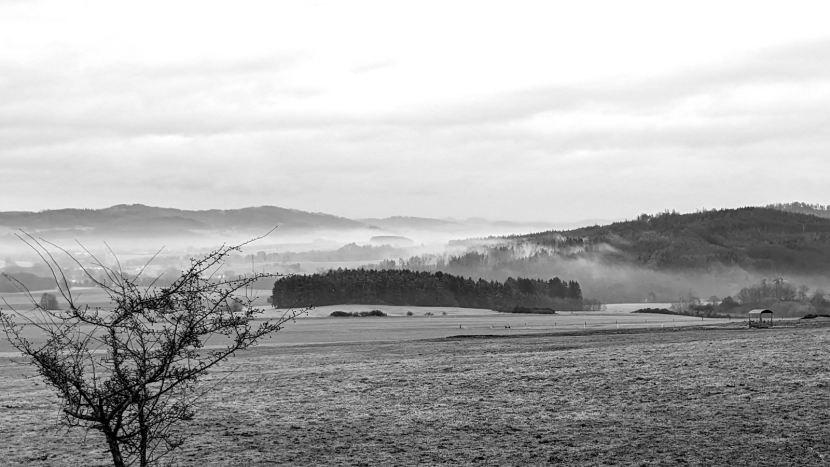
(3, 202, 829, 317)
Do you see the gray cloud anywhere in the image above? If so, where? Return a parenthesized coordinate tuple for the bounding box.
(1, 24, 829, 221)
(4, 37, 828, 136)
(370, 37, 830, 128)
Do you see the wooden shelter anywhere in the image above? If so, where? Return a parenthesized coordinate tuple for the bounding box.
(748, 309, 773, 328)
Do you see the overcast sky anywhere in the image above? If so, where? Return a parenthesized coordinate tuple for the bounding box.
(2, 0, 829, 222)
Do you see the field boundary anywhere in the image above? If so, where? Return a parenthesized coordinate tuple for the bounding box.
(440, 320, 825, 341)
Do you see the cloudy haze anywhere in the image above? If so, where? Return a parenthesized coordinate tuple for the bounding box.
(2, 0, 829, 222)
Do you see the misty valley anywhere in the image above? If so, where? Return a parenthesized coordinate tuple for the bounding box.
(2, 202, 830, 318)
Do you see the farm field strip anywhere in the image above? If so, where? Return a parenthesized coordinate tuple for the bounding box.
(0, 309, 730, 353)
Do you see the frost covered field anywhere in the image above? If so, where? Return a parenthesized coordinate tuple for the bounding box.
(0, 302, 723, 353)
(3, 322, 830, 466)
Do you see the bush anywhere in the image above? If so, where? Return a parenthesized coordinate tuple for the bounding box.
(640, 307, 734, 319)
(497, 306, 556, 314)
(406, 311, 413, 316)
(634, 308, 678, 315)
(39, 292, 59, 310)
(224, 299, 245, 313)
(329, 309, 387, 317)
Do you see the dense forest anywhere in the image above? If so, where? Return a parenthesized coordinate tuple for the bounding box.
(271, 269, 589, 311)
(519, 207, 830, 274)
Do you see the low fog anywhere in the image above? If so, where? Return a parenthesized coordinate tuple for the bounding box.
(3, 213, 829, 308)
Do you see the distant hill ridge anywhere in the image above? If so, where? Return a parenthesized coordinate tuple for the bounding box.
(0, 204, 367, 234)
(358, 216, 463, 230)
(2, 203, 828, 254)
(766, 202, 830, 219)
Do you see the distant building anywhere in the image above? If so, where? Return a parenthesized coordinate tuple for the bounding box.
(748, 309, 773, 328)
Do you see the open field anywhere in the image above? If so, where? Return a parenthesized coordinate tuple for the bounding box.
(1, 288, 671, 316)
(3, 322, 830, 466)
(0, 285, 714, 351)
(0, 287, 276, 310)
(0, 301, 728, 353)
(243, 307, 729, 346)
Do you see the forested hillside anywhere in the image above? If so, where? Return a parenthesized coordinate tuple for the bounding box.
(271, 269, 587, 311)
(519, 207, 830, 274)
(377, 207, 830, 303)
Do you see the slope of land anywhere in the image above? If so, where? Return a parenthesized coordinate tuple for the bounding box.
(428, 207, 830, 303)
(517, 207, 830, 275)
(3, 324, 829, 466)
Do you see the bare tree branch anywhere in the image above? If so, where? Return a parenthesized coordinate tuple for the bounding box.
(0, 231, 304, 467)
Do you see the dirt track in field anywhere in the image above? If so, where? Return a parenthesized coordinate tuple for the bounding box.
(2, 324, 830, 466)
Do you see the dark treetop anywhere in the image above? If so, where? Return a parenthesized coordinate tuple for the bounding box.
(271, 268, 583, 310)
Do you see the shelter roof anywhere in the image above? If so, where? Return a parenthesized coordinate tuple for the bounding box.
(748, 309, 773, 315)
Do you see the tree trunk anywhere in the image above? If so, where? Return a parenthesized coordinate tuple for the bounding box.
(104, 432, 125, 467)
(139, 401, 149, 467)
(140, 429, 148, 467)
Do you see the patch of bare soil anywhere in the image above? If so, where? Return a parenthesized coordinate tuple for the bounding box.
(2, 326, 830, 466)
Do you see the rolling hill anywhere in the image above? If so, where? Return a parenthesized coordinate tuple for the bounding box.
(516, 207, 830, 275)
(0, 204, 370, 238)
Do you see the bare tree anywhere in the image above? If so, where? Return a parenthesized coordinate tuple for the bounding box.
(0, 232, 304, 467)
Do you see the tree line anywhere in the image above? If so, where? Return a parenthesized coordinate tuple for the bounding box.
(670, 278, 830, 318)
(271, 268, 587, 310)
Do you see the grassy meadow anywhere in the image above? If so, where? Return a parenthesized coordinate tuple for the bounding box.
(2, 310, 829, 466)
(0, 296, 724, 354)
